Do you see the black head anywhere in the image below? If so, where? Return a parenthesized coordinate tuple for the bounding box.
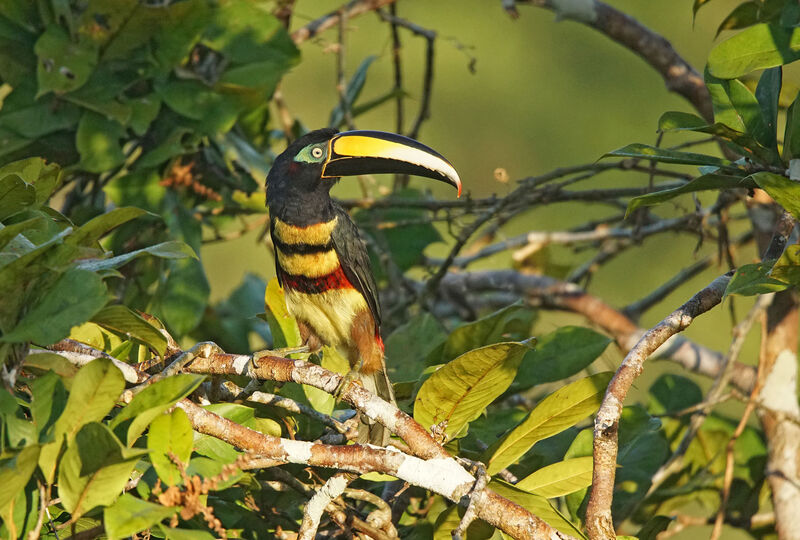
(265, 128, 461, 222)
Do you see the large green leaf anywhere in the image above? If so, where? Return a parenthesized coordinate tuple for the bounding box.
(105, 493, 177, 540)
(263, 277, 300, 348)
(0, 171, 36, 221)
(515, 457, 594, 498)
(0, 158, 62, 204)
(784, 92, 800, 161)
(110, 373, 205, 445)
(771, 244, 800, 285)
(159, 525, 217, 540)
(67, 206, 149, 246)
(750, 171, 800, 220)
(91, 304, 168, 356)
(484, 372, 612, 475)
(58, 422, 145, 519)
(147, 408, 193, 485)
(604, 144, 733, 168)
(756, 67, 781, 149)
(414, 342, 528, 441)
(39, 358, 125, 483)
(513, 326, 611, 389)
(708, 23, 800, 78)
(0, 268, 109, 345)
(385, 312, 446, 382)
(158, 257, 210, 336)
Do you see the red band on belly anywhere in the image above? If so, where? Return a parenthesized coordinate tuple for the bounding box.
(281, 265, 355, 294)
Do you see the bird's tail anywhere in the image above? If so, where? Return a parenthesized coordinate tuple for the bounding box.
(357, 365, 395, 446)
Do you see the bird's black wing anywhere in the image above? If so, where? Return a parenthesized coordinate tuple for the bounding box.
(269, 218, 283, 287)
(331, 205, 381, 328)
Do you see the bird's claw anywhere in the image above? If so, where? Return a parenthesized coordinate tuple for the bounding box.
(334, 369, 361, 404)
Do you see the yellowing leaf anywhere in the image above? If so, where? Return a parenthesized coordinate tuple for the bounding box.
(484, 372, 612, 475)
(516, 456, 594, 498)
(414, 342, 528, 441)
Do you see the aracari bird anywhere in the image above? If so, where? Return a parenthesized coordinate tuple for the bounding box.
(265, 128, 461, 444)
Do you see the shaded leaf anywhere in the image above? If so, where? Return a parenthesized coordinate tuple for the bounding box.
(76, 111, 125, 173)
(724, 261, 787, 297)
(148, 408, 193, 486)
(484, 372, 612, 475)
(514, 326, 611, 389)
(1, 268, 108, 345)
(105, 493, 177, 540)
(77, 240, 197, 272)
(30, 370, 67, 442)
(489, 480, 586, 538)
(385, 312, 446, 382)
(111, 374, 205, 445)
(414, 342, 529, 440)
(58, 422, 144, 519)
(439, 303, 534, 363)
(0, 445, 39, 510)
(716, 2, 759, 37)
(329, 55, 377, 128)
(34, 25, 97, 95)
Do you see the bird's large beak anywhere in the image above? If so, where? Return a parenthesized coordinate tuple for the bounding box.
(321, 130, 462, 197)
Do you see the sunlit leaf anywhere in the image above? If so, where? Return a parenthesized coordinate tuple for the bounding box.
(148, 408, 193, 486)
(91, 304, 168, 357)
(105, 493, 177, 540)
(414, 342, 528, 441)
(708, 23, 800, 78)
(604, 143, 733, 168)
(484, 372, 612, 475)
(516, 457, 594, 498)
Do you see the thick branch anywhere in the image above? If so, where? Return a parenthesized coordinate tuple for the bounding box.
(585, 272, 731, 539)
(177, 398, 570, 540)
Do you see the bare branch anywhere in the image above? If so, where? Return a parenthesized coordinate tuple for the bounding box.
(292, 0, 398, 44)
(585, 271, 731, 539)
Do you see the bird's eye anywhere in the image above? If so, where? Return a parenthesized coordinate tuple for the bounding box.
(311, 147, 324, 159)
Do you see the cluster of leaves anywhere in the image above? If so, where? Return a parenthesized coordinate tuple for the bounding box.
(607, 0, 800, 299)
(0, 0, 300, 339)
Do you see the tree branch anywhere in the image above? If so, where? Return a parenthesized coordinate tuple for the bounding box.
(585, 271, 731, 539)
(292, 0, 398, 44)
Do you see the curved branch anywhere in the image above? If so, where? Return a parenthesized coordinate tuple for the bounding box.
(292, 0, 398, 44)
(585, 272, 731, 538)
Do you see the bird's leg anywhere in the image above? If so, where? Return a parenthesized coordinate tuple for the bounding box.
(334, 367, 363, 403)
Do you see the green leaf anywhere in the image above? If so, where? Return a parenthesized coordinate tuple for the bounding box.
(484, 372, 612, 475)
(158, 257, 210, 336)
(657, 110, 774, 162)
(156, 79, 243, 134)
(68, 207, 150, 246)
(433, 504, 495, 540)
(104, 170, 167, 212)
(439, 303, 534, 363)
(514, 327, 611, 388)
(91, 304, 168, 356)
(30, 370, 67, 442)
(784, 92, 800, 161)
(724, 260, 788, 297)
(76, 111, 125, 173)
(626, 174, 750, 214)
(264, 277, 300, 348)
(1, 268, 109, 345)
(58, 422, 145, 519)
(159, 525, 217, 540)
(39, 358, 125, 483)
(0, 96, 80, 139)
(0, 171, 35, 221)
(148, 408, 193, 485)
(0, 445, 39, 510)
(603, 143, 733, 168)
(111, 374, 205, 446)
(77, 240, 197, 272)
(708, 23, 800, 79)
(648, 374, 702, 415)
(771, 244, 800, 285)
(716, 2, 760, 37)
(750, 171, 800, 220)
(636, 516, 674, 540)
(105, 493, 177, 540)
(414, 342, 528, 441)
(756, 67, 781, 149)
(488, 480, 586, 538)
(385, 312, 446, 382)
(515, 456, 594, 498)
(34, 25, 98, 95)
(329, 55, 377, 128)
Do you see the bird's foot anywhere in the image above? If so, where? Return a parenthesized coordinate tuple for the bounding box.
(271, 344, 311, 357)
(334, 369, 362, 404)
